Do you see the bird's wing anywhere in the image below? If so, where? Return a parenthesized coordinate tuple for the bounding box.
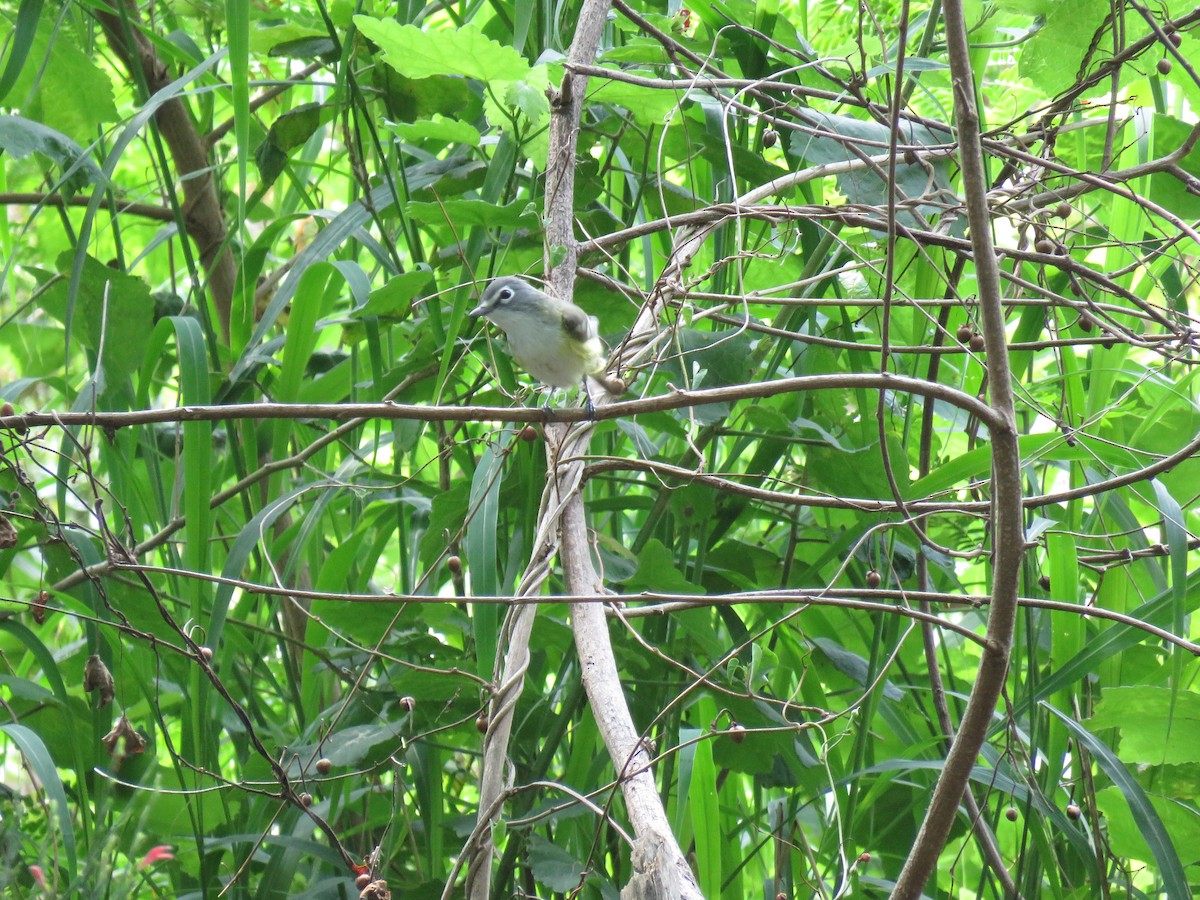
(560, 303, 598, 342)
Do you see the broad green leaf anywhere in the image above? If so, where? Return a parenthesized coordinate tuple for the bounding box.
(1088, 687, 1200, 765)
(404, 198, 539, 229)
(0, 114, 106, 194)
(1097, 785, 1200, 873)
(788, 111, 953, 225)
(255, 102, 334, 187)
(41, 252, 154, 390)
(6, 17, 117, 140)
(353, 17, 530, 81)
(1019, 0, 1111, 95)
(528, 835, 586, 892)
(1048, 704, 1191, 897)
(587, 73, 679, 125)
(390, 116, 482, 146)
(620, 539, 703, 594)
(352, 269, 434, 319)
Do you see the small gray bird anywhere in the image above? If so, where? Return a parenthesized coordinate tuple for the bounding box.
(470, 277, 625, 395)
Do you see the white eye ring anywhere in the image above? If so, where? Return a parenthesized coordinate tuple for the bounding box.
(498, 288, 514, 301)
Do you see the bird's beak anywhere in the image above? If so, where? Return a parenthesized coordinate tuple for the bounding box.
(468, 302, 486, 319)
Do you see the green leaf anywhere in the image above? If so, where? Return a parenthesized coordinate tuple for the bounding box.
(324, 721, 408, 767)
(528, 835, 586, 892)
(249, 22, 329, 55)
(0, 0, 45, 105)
(1047, 704, 1191, 897)
(419, 483, 469, 570)
(788, 111, 953, 226)
(812, 637, 904, 700)
(1019, 0, 1107, 95)
(5, 16, 117, 140)
(41, 252, 154, 390)
(1088, 687, 1200, 765)
(255, 102, 333, 187)
(0, 115, 106, 194)
(620, 539, 703, 594)
(354, 17, 530, 81)
(587, 73, 680, 125)
(504, 68, 550, 126)
(372, 68, 475, 123)
(0, 724, 76, 874)
(404, 198, 540, 229)
(1096, 784, 1200, 873)
(390, 116, 481, 146)
(351, 268, 434, 319)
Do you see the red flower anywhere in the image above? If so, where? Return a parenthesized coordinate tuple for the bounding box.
(29, 865, 47, 887)
(140, 845, 175, 867)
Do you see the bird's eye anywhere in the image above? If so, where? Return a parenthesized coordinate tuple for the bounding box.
(498, 288, 514, 302)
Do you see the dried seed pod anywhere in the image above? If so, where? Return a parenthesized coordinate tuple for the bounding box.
(359, 880, 391, 900)
(299, 792, 313, 807)
(355, 873, 372, 890)
(955, 324, 973, 343)
(602, 375, 628, 395)
(1005, 806, 1019, 821)
(762, 129, 778, 148)
(476, 714, 489, 734)
(1035, 238, 1055, 254)
(969, 333, 986, 352)
(446, 555, 462, 575)
(84, 654, 116, 707)
(1055, 201, 1072, 219)
(518, 425, 540, 442)
(32, 590, 50, 625)
(101, 714, 147, 756)
(728, 723, 746, 744)
(865, 569, 882, 588)
(1157, 57, 1173, 75)
(316, 758, 333, 775)
(1066, 803, 1082, 820)
(399, 695, 416, 712)
(0, 513, 16, 549)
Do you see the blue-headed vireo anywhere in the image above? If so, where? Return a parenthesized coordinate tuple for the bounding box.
(470, 277, 626, 396)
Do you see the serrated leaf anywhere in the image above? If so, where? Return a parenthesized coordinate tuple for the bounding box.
(41, 253, 154, 388)
(0, 115, 106, 195)
(390, 116, 481, 146)
(1018, 0, 1106, 95)
(505, 72, 550, 127)
(1088, 687, 1200, 765)
(587, 74, 679, 125)
(7, 19, 117, 141)
(620, 539, 703, 594)
(354, 17, 530, 81)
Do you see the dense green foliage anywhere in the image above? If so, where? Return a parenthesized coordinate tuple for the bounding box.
(2, 0, 1200, 897)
